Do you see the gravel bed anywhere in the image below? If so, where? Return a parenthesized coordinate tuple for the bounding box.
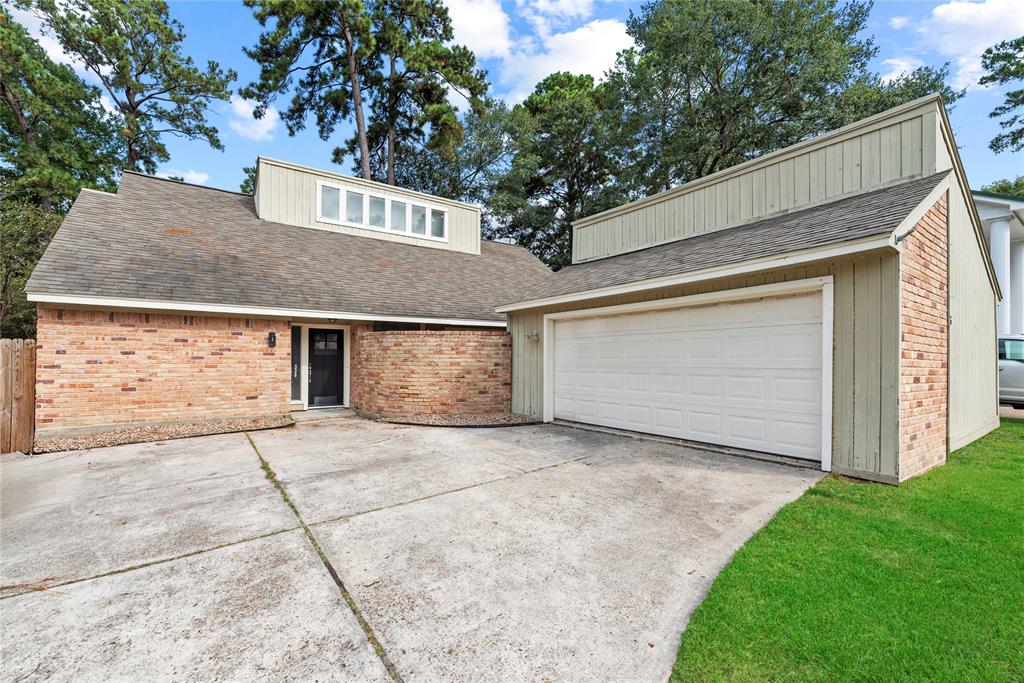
(376, 412, 539, 428)
(33, 415, 294, 454)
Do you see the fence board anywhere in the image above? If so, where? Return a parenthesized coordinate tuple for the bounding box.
(0, 339, 35, 453)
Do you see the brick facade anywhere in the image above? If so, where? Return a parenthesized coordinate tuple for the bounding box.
(35, 307, 291, 435)
(898, 192, 949, 481)
(350, 326, 511, 417)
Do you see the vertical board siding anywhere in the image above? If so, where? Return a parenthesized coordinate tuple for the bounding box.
(257, 162, 481, 254)
(573, 108, 939, 263)
(509, 252, 901, 479)
(947, 189, 999, 448)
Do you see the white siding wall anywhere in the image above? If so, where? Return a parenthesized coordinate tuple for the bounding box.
(573, 104, 941, 263)
(255, 159, 481, 254)
(948, 187, 1000, 448)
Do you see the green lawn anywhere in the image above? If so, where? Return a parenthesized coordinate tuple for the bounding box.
(672, 419, 1024, 682)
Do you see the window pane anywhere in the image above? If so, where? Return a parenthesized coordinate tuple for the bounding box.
(1006, 340, 1024, 361)
(346, 191, 363, 223)
(320, 185, 340, 221)
(368, 196, 385, 228)
(390, 200, 406, 231)
(290, 326, 301, 400)
(411, 205, 426, 235)
(431, 209, 445, 238)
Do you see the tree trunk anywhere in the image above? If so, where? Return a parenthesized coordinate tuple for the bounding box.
(343, 24, 372, 180)
(2, 83, 52, 213)
(387, 55, 397, 185)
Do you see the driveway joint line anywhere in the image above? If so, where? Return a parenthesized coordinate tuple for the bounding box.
(308, 453, 592, 529)
(0, 526, 301, 600)
(244, 432, 404, 683)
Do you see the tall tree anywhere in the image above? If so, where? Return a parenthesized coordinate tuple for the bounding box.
(0, 199, 61, 338)
(397, 98, 521, 207)
(242, 0, 377, 179)
(358, 0, 487, 185)
(603, 0, 960, 198)
(24, 0, 236, 173)
(240, 164, 257, 194)
(980, 35, 1024, 154)
(0, 8, 121, 212)
(485, 73, 622, 269)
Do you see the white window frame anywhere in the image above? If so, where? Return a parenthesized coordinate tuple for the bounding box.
(315, 179, 448, 243)
(290, 322, 351, 411)
(540, 276, 834, 472)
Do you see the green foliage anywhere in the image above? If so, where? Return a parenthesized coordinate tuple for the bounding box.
(484, 73, 623, 269)
(980, 35, 1024, 154)
(396, 98, 520, 207)
(0, 199, 61, 338)
(672, 420, 1024, 681)
(0, 8, 121, 213)
(981, 175, 1024, 197)
(831, 63, 964, 127)
(242, 0, 378, 178)
(24, 0, 236, 174)
(240, 164, 257, 194)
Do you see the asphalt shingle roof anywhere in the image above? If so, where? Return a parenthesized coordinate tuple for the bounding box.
(27, 172, 553, 322)
(504, 172, 949, 306)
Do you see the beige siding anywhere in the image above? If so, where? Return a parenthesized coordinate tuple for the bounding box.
(573, 102, 942, 263)
(509, 251, 901, 480)
(947, 188, 999, 449)
(255, 158, 481, 254)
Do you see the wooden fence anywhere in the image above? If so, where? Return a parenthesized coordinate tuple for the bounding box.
(1, 339, 36, 454)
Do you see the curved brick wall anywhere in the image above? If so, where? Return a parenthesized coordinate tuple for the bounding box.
(350, 327, 511, 416)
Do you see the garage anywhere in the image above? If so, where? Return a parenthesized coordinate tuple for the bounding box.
(548, 290, 827, 462)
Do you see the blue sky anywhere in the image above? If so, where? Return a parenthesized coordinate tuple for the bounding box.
(14, 0, 1024, 193)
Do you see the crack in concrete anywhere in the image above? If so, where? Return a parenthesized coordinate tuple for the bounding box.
(308, 453, 593, 529)
(0, 526, 301, 600)
(244, 433, 404, 683)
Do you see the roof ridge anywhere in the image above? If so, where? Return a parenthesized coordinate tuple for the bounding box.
(121, 170, 251, 197)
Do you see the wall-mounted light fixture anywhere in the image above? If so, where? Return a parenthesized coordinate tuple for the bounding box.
(526, 330, 540, 342)
(328, 318, 338, 323)
(267, 331, 277, 348)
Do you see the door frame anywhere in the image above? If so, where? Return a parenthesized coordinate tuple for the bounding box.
(291, 323, 351, 410)
(541, 275, 834, 471)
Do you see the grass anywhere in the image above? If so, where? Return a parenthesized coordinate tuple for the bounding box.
(672, 419, 1024, 682)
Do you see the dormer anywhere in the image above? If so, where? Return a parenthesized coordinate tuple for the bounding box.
(252, 157, 481, 254)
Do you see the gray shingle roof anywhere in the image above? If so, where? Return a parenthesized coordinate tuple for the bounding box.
(27, 172, 553, 322)
(504, 172, 949, 307)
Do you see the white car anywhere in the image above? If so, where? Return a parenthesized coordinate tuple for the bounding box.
(999, 335, 1024, 409)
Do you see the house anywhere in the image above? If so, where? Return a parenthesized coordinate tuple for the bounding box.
(498, 95, 1000, 483)
(972, 189, 1024, 335)
(26, 158, 552, 436)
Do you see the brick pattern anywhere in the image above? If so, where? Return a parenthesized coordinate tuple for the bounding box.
(899, 192, 948, 481)
(35, 307, 290, 434)
(350, 326, 511, 416)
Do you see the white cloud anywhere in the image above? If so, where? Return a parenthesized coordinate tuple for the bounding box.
(517, 0, 595, 37)
(499, 19, 633, 102)
(228, 96, 280, 142)
(918, 0, 1024, 90)
(446, 0, 514, 58)
(879, 56, 925, 83)
(157, 169, 210, 185)
(888, 16, 909, 30)
(8, 6, 84, 71)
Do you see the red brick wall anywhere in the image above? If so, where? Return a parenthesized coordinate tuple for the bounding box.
(350, 326, 511, 416)
(35, 307, 290, 434)
(899, 192, 949, 481)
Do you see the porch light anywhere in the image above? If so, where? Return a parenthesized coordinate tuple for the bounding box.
(527, 330, 540, 342)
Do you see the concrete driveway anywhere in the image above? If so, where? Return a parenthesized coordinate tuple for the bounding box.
(1, 413, 821, 682)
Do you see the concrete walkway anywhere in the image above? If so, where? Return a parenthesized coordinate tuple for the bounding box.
(1, 414, 821, 682)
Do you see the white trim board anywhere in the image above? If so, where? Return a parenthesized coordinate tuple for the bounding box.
(497, 236, 891, 313)
(540, 276, 835, 471)
(27, 293, 508, 328)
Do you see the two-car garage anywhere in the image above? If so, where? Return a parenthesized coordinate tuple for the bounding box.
(546, 284, 830, 465)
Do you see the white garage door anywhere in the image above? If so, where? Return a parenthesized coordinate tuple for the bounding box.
(552, 292, 824, 461)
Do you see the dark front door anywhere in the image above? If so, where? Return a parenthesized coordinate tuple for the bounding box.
(308, 329, 343, 406)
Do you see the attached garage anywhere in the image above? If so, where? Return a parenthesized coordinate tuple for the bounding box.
(547, 284, 829, 463)
(500, 96, 1001, 483)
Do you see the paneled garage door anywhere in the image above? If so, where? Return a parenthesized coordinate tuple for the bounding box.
(552, 291, 824, 461)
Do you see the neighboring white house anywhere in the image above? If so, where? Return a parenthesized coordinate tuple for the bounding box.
(973, 189, 1024, 336)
